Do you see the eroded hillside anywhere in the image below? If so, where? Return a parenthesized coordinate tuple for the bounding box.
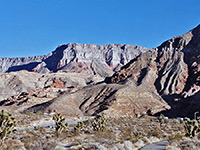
(1, 25, 200, 118)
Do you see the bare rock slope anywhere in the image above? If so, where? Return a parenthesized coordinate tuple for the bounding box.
(0, 71, 103, 100)
(105, 24, 200, 118)
(24, 80, 169, 117)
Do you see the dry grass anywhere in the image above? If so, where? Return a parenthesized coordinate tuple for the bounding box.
(2, 113, 200, 149)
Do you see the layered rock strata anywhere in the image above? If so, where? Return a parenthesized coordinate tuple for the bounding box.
(1, 25, 200, 118)
(0, 44, 149, 77)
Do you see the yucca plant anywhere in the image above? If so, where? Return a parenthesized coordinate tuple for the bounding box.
(92, 114, 107, 131)
(53, 113, 68, 136)
(184, 117, 200, 137)
(158, 113, 165, 128)
(74, 121, 85, 131)
(0, 110, 17, 144)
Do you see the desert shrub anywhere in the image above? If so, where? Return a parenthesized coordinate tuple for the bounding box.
(168, 132, 182, 142)
(147, 128, 161, 138)
(94, 129, 117, 143)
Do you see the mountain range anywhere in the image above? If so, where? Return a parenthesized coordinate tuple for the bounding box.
(1, 24, 200, 118)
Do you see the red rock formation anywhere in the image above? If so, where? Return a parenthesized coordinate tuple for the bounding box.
(50, 79, 66, 88)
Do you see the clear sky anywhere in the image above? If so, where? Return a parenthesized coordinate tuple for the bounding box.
(0, 0, 200, 57)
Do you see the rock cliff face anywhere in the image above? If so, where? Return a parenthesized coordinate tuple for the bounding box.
(106, 25, 200, 95)
(105, 24, 200, 118)
(0, 43, 149, 77)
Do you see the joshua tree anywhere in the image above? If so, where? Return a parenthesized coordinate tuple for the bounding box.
(158, 114, 165, 128)
(184, 117, 200, 137)
(53, 113, 68, 136)
(0, 110, 17, 144)
(74, 121, 85, 131)
(92, 114, 107, 131)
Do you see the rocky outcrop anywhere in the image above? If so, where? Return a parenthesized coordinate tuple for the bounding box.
(105, 24, 200, 118)
(0, 44, 149, 77)
(0, 71, 103, 100)
(105, 25, 200, 96)
(153, 24, 200, 99)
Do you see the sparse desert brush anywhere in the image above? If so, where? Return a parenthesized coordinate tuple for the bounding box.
(118, 125, 146, 144)
(0, 112, 195, 149)
(119, 126, 133, 141)
(36, 111, 44, 116)
(168, 132, 183, 142)
(158, 114, 165, 123)
(1, 139, 25, 150)
(19, 130, 57, 150)
(26, 111, 34, 116)
(147, 128, 162, 138)
(94, 129, 117, 143)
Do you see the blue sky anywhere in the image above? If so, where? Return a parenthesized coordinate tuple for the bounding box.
(0, 0, 200, 57)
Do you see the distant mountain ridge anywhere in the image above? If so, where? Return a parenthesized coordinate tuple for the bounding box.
(0, 43, 149, 77)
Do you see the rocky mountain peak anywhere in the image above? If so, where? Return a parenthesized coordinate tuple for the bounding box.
(104, 24, 200, 118)
(0, 43, 149, 77)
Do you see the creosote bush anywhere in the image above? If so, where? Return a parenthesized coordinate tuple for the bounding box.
(0, 109, 17, 144)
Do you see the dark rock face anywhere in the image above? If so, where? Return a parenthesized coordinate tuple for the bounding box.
(0, 43, 149, 77)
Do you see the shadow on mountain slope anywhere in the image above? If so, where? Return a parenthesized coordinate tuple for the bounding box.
(7, 62, 40, 72)
(154, 92, 200, 119)
(24, 99, 55, 113)
(155, 26, 200, 118)
(44, 45, 68, 72)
